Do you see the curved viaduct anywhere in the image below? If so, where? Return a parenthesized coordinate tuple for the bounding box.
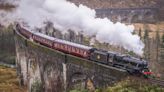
(14, 30, 127, 92)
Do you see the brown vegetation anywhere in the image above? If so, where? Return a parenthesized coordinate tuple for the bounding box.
(0, 66, 26, 92)
(0, 4, 15, 11)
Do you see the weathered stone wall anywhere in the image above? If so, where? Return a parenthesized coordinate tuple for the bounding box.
(15, 33, 65, 92)
(66, 54, 127, 90)
(15, 31, 127, 92)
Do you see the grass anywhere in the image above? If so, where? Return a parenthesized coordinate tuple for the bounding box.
(70, 77, 164, 92)
(0, 65, 26, 92)
(105, 77, 164, 92)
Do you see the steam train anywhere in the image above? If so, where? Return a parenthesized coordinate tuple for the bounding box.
(15, 24, 152, 77)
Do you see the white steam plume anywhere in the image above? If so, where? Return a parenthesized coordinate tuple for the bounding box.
(0, 0, 144, 55)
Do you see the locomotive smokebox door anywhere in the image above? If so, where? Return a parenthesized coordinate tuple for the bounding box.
(90, 50, 108, 64)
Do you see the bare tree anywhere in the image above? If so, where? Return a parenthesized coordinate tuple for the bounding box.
(144, 29, 150, 60)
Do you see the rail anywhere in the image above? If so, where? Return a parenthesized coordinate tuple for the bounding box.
(149, 78, 164, 87)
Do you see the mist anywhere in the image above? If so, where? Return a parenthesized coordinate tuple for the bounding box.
(0, 0, 144, 55)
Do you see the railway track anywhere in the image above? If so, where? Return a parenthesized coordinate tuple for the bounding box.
(129, 76, 164, 87)
(149, 78, 164, 87)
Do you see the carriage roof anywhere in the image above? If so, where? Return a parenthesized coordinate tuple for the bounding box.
(54, 39, 92, 50)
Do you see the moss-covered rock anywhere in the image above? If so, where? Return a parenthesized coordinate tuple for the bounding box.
(31, 79, 42, 92)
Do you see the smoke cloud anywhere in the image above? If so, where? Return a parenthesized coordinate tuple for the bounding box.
(0, 0, 144, 55)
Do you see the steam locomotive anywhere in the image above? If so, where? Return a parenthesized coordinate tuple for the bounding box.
(15, 24, 152, 77)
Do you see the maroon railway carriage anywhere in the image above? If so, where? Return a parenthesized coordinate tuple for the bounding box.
(16, 24, 33, 39)
(16, 24, 92, 58)
(53, 39, 92, 58)
(32, 32, 55, 48)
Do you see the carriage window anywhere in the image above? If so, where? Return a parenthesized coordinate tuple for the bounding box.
(79, 49, 82, 54)
(73, 48, 76, 52)
(61, 44, 64, 49)
(54, 43, 56, 47)
(70, 46, 72, 51)
(84, 51, 87, 56)
(56, 43, 59, 48)
(76, 48, 79, 53)
(80, 50, 83, 54)
(54, 43, 57, 47)
(74, 48, 77, 52)
(68, 46, 70, 51)
(61, 44, 63, 48)
(62, 44, 64, 49)
(59, 44, 61, 48)
(64, 45, 66, 49)
(48, 41, 49, 45)
(72, 47, 75, 52)
(75, 48, 79, 53)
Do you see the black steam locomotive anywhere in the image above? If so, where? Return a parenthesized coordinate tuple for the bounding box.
(15, 24, 152, 77)
(90, 49, 150, 75)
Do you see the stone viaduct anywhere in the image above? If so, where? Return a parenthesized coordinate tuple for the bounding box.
(14, 29, 127, 92)
(96, 8, 159, 23)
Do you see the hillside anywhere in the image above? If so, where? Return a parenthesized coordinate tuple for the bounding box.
(68, 0, 158, 9)
(70, 77, 164, 92)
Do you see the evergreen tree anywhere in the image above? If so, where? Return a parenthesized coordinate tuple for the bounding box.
(144, 29, 150, 60)
(138, 28, 142, 38)
(160, 34, 164, 60)
(162, 34, 164, 47)
(156, 30, 160, 62)
(144, 29, 149, 40)
(132, 30, 136, 35)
